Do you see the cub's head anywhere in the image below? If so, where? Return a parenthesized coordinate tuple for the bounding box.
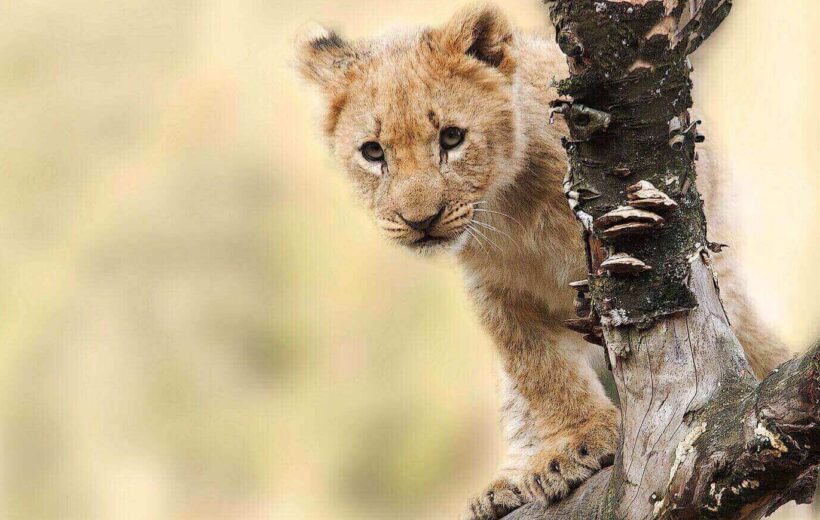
(296, 4, 521, 253)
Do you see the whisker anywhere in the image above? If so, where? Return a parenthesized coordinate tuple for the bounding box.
(473, 208, 526, 230)
(468, 225, 502, 253)
(471, 219, 514, 241)
(464, 228, 488, 255)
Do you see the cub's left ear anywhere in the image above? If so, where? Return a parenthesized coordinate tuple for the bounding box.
(294, 22, 363, 95)
(438, 3, 515, 76)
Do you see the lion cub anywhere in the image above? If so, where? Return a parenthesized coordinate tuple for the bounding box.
(296, 4, 790, 518)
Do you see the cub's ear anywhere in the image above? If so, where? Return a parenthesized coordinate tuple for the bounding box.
(294, 23, 362, 94)
(438, 3, 515, 76)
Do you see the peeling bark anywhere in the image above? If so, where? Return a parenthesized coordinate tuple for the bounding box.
(508, 1, 820, 518)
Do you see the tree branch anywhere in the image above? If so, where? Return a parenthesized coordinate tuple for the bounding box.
(509, 0, 820, 518)
(509, 341, 820, 519)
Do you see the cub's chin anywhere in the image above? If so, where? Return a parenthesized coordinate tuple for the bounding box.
(400, 231, 471, 256)
(409, 236, 452, 256)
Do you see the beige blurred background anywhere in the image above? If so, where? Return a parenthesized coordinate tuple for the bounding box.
(0, 0, 816, 518)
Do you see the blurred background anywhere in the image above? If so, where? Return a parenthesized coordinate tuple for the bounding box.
(0, 0, 817, 518)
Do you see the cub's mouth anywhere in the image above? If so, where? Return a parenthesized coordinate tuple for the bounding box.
(413, 235, 448, 245)
(409, 234, 454, 252)
(380, 203, 475, 253)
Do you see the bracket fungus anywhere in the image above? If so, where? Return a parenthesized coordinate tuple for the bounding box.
(600, 252, 652, 274)
(564, 318, 604, 347)
(566, 183, 602, 207)
(626, 180, 679, 212)
(563, 317, 598, 335)
(570, 279, 593, 317)
(594, 206, 665, 239)
(583, 330, 605, 347)
(575, 294, 592, 317)
(563, 171, 595, 231)
(566, 279, 603, 347)
(668, 115, 703, 152)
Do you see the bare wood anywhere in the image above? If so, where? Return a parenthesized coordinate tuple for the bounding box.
(530, 0, 820, 518)
(509, 332, 820, 519)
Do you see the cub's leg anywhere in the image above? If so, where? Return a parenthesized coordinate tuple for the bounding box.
(464, 286, 619, 519)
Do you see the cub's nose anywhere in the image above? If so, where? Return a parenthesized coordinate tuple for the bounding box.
(399, 205, 445, 232)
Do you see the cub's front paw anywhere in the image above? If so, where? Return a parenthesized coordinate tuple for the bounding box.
(461, 465, 594, 520)
(462, 476, 526, 520)
(464, 413, 619, 519)
(484, 421, 619, 517)
(533, 414, 619, 491)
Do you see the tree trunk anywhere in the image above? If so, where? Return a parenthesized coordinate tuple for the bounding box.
(509, 1, 820, 518)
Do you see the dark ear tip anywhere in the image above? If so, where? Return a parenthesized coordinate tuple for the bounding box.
(472, 3, 513, 33)
(310, 31, 345, 52)
(295, 22, 343, 53)
(294, 22, 360, 92)
(441, 3, 515, 73)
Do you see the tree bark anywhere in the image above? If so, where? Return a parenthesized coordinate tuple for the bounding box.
(509, 1, 820, 518)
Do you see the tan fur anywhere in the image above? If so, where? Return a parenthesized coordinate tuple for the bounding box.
(295, 5, 791, 518)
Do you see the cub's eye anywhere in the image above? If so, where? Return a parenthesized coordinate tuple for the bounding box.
(361, 141, 384, 162)
(440, 127, 465, 150)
